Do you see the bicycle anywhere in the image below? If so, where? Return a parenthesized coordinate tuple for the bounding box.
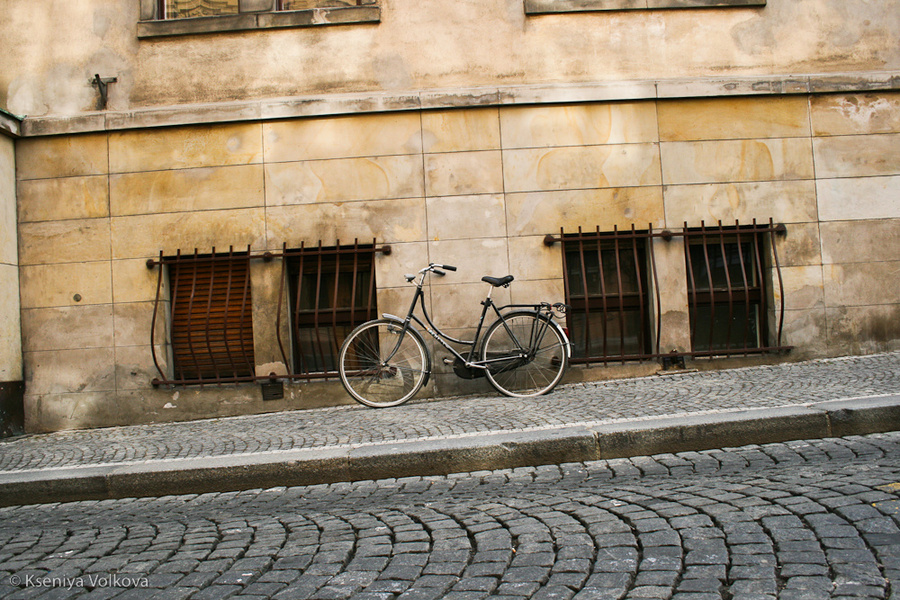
(338, 263, 572, 408)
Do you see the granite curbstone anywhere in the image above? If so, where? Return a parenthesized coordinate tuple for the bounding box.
(0, 396, 897, 506)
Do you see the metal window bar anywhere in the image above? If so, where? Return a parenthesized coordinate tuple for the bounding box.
(546, 219, 790, 364)
(684, 219, 778, 356)
(276, 239, 379, 381)
(557, 225, 659, 365)
(149, 247, 256, 386)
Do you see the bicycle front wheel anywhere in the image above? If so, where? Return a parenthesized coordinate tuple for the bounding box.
(481, 312, 568, 398)
(339, 319, 429, 408)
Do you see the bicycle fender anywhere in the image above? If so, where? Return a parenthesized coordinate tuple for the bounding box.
(554, 320, 573, 358)
(536, 312, 573, 359)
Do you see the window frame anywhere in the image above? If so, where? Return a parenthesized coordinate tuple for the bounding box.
(138, 0, 380, 39)
(524, 0, 765, 15)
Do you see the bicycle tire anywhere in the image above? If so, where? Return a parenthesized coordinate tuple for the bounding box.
(339, 319, 429, 408)
(481, 311, 568, 397)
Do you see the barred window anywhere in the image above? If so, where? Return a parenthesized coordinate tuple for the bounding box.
(562, 229, 653, 363)
(685, 227, 768, 354)
(286, 243, 377, 377)
(165, 249, 255, 383)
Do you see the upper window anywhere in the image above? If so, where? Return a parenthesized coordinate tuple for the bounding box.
(525, 0, 765, 15)
(138, 0, 380, 38)
(159, 0, 241, 19)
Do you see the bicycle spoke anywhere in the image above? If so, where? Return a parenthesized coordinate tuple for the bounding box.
(339, 320, 429, 407)
(482, 312, 567, 397)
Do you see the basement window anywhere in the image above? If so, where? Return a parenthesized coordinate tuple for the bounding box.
(285, 242, 378, 378)
(157, 249, 256, 385)
(561, 229, 654, 363)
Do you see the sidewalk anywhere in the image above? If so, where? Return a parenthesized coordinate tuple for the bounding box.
(1, 352, 899, 506)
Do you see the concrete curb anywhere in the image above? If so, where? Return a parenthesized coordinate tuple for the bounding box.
(1, 395, 898, 506)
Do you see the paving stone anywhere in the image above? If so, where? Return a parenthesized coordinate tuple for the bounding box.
(2, 355, 900, 599)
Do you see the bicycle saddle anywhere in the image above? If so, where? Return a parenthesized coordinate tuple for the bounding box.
(482, 275, 514, 287)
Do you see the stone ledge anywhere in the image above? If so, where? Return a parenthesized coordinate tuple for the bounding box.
(136, 5, 380, 38)
(524, 0, 765, 14)
(18, 70, 900, 138)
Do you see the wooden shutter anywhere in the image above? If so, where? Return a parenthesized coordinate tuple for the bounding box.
(169, 252, 255, 383)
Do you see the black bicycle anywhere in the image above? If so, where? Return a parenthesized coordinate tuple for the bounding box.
(338, 263, 571, 407)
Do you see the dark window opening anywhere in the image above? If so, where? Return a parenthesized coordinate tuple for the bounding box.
(286, 243, 377, 377)
(685, 228, 768, 355)
(562, 230, 653, 363)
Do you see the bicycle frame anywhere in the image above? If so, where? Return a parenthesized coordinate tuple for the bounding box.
(381, 267, 568, 373)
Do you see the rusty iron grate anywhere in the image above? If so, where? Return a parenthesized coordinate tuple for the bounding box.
(276, 240, 379, 381)
(150, 247, 255, 386)
(546, 219, 790, 365)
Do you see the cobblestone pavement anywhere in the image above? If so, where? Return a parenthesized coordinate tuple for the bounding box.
(1, 352, 899, 473)
(2, 433, 900, 599)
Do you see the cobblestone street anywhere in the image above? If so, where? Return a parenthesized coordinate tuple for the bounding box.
(2, 433, 900, 599)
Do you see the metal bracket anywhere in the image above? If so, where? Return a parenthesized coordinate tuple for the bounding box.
(91, 74, 118, 110)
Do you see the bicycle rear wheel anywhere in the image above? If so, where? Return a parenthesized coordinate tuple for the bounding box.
(481, 312, 568, 397)
(339, 319, 429, 408)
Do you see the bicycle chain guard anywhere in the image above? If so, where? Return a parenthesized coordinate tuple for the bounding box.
(451, 357, 485, 380)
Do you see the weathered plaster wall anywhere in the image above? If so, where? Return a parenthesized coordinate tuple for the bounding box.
(2, 0, 899, 117)
(0, 133, 22, 384)
(14, 92, 900, 431)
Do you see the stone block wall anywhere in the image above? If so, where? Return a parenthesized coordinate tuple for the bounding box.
(1, 127, 24, 436)
(14, 91, 900, 431)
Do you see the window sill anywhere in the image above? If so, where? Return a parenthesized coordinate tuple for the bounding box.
(137, 5, 380, 39)
(525, 0, 764, 14)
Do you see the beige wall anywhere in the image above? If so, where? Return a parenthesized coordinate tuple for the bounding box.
(15, 91, 900, 431)
(1, 0, 899, 117)
(0, 134, 22, 383)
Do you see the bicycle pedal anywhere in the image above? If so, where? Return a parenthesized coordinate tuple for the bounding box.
(442, 357, 454, 365)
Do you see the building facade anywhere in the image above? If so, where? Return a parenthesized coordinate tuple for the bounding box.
(1, 0, 898, 432)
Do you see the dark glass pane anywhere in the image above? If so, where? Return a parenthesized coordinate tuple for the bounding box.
(565, 240, 644, 298)
(689, 241, 756, 291)
(568, 309, 645, 359)
(691, 301, 761, 352)
(294, 324, 355, 373)
(298, 269, 372, 312)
